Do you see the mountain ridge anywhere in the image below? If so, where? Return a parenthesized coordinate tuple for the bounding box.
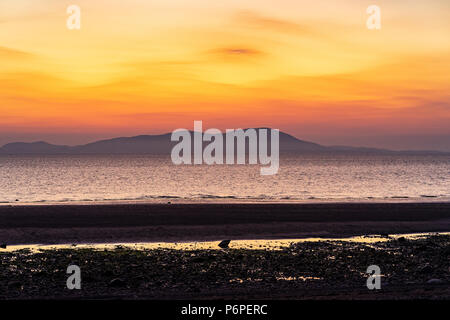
(0, 130, 448, 154)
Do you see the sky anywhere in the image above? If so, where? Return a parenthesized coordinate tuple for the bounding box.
(0, 0, 449, 151)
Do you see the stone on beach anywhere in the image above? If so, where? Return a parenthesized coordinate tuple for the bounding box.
(109, 278, 126, 287)
(426, 279, 443, 285)
(218, 240, 231, 249)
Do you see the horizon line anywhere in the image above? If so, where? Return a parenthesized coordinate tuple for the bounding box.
(1, 129, 449, 154)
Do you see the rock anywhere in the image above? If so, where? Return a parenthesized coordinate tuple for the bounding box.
(109, 278, 126, 287)
(417, 244, 429, 251)
(218, 240, 231, 249)
(134, 275, 145, 282)
(426, 279, 443, 285)
(103, 269, 114, 277)
(419, 264, 433, 274)
(0, 243, 6, 249)
(192, 256, 206, 263)
(8, 281, 21, 289)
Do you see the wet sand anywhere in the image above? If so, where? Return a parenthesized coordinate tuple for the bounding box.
(0, 202, 449, 245)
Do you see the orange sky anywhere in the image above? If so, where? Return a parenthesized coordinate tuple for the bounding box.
(1, 0, 449, 150)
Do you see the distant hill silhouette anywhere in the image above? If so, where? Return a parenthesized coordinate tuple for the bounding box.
(0, 141, 71, 154)
(0, 130, 447, 154)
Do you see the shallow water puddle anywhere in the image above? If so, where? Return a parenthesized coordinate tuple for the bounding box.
(2, 232, 447, 253)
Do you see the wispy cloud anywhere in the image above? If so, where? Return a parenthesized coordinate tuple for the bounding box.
(234, 11, 315, 36)
(209, 46, 264, 57)
(0, 46, 35, 60)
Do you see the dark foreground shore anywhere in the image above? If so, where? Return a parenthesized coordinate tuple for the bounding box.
(1, 234, 449, 299)
(0, 202, 449, 245)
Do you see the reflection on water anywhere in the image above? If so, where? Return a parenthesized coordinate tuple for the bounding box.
(0, 154, 449, 203)
(2, 232, 446, 253)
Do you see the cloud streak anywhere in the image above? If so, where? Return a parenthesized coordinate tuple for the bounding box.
(0, 46, 35, 60)
(209, 46, 264, 58)
(234, 11, 316, 36)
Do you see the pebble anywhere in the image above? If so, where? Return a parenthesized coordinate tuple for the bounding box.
(426, 279, 443, 285)
(109, 278, 126, 287)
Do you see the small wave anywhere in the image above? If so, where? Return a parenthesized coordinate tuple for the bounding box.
(153, 195, 181, 199)
(193, 194, 238, 199)
(6, 194, 449, 205)
(110, 195, 182, 200)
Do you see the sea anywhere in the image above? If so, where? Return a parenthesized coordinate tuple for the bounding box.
(0, 153, 449, 204)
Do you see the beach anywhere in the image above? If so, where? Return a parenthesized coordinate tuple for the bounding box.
(1, 233, 449, 299)
(1, 202, 449, 299)
(0, 202, 449, 245)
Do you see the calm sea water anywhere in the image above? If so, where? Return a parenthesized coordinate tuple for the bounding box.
(0, 154, 449, 204)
